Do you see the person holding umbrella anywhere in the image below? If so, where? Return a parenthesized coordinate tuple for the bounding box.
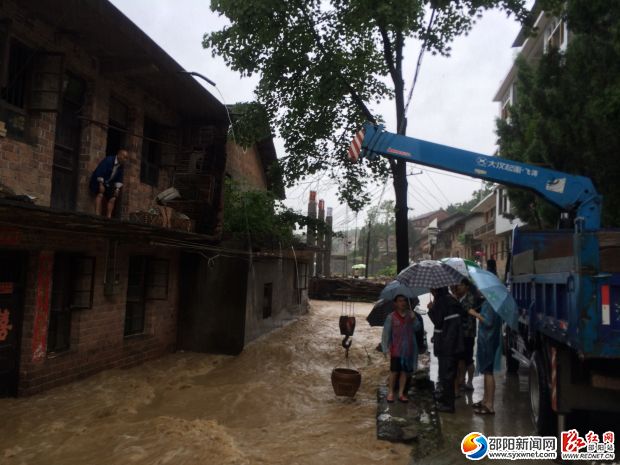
(469, 299, 503, 415)
(450, 278, 479, 392)
(382, 294, 421, 403)
(427, 287, 464, 413)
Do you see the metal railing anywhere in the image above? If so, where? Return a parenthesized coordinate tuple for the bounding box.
(473, 221, 495, 238)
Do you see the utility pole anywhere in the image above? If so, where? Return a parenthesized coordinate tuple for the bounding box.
(364, 218, 371, 278)
(353, 213, 358, 267)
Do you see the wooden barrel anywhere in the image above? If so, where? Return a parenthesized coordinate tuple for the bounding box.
(331, 367, 361, 397)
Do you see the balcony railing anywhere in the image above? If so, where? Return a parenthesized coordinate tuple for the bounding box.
(473, 221, 495, 238)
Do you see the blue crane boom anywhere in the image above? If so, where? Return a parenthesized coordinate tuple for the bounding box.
(350, 122, 602, 230)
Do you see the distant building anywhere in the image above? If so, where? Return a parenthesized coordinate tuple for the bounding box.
(409, 209, 450, 260)
(494, 2, 568, 123)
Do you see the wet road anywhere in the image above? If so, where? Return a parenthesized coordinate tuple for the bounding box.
(4, 297, 604, 465)
(1, 300, 411, 465)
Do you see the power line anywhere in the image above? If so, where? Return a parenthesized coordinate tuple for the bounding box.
(408, 186, 437, 212)
(412, 174, 446, 209)
(425, 171, 451, 205)
(415, 166, 483, 183)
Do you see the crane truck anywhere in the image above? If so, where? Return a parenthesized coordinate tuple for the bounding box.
(349, 122, 620, 434)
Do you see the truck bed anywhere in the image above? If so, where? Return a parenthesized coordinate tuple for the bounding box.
(510, 229, 620, 357)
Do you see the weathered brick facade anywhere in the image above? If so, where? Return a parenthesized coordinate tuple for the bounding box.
(0, 0, 228, 396)
(225, 141, 269, 190)
(0, 0, 305, 397)
(13, 234, 179, 396)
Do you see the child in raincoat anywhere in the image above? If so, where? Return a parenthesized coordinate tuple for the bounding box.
(382, 295, 421, 403)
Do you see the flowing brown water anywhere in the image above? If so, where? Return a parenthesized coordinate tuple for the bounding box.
(1, 301, 412, 465)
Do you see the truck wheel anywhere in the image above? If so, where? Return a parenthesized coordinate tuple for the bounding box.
(529, 350, 555, 435)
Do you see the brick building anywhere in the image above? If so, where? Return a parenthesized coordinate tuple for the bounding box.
(0, 0, 305, 397)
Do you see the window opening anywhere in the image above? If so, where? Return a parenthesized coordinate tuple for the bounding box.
(106, 97, 128, 156)
(145, 259, 169, 300)
(125, 256, 146, 336)
(51, 73, 85, 210)
(48, 254, 95, 353)
(140, 117, 161, 186)
(1, 38, 32, 108)
(262, 283, 273, 319)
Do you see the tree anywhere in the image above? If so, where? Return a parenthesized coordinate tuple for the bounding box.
(445, 184, 493, 214)
(496, 0, 620, 228)
(206, 0, 529, 271)
(223, 178, 330, 248)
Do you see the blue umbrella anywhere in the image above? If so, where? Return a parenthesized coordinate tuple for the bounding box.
(379, 280, 425, 302)
(466, 265, 518, 330)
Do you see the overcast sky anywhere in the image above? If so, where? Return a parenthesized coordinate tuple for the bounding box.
(110, 1, 527, 230)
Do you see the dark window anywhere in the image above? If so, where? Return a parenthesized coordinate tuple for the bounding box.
(106, 97, 128, 157)
(51, 73, 85, 210)
(140, 118, 161, 186)
(145, 259, 169, 300)
(48, 254, 95, 353)
(125, 256, 146, 336)
(1, 38, 32, 109)
(262, 283, 273, 319)
(124, 256, 170, 336)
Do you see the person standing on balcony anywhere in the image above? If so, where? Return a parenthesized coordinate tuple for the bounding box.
(89, 149, 129, 218)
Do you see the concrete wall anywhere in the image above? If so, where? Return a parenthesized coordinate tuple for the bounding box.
(177, 253, 249, 355)
(243, 257, 308, 344)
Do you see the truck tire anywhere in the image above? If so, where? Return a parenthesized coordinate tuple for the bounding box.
(529, 350, 555, 435)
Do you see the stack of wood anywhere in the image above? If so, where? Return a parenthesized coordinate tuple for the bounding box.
(309, 277, 388, 302)
(128, 206, 194, 232)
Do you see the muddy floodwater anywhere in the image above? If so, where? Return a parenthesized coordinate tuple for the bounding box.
(2, 301, 412, 465)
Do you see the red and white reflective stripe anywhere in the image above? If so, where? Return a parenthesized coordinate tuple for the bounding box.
(551, 346, 557, 412)
(348, 129, 365, 162)
(601, 284, 611, 325)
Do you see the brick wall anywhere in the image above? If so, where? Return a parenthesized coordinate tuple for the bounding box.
(3, 231, 179, 396)
(1, 0, 181, 218)
(225, 141, 268, 190)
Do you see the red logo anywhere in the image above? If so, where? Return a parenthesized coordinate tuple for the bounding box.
(561, 430, 587, 453)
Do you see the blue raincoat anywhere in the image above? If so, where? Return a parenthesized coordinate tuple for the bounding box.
(475, 300, 503, 375)
(382, 310, 421, 373)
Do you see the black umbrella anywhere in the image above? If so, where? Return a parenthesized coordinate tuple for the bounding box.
(366, 299, 393, 327)
(366, 295, 421, 327)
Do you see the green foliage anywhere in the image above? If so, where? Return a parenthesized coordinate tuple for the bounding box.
(496, 0, 620, 228)
(446, 185, 493, 214)
(223, 179, 330, 247)
(228, 102, 272, 149)
(377, 263, 397, 277)
(205, 0, 529, 212)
